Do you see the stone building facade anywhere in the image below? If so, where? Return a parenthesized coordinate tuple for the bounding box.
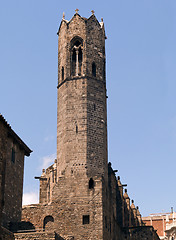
(0, 114, 32, 239)
(13, 11, 160, 240)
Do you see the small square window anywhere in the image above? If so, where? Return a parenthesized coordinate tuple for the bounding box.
(83, 215, 90, 225)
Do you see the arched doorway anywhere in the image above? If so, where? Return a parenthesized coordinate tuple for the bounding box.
(43, 215, 54, 231)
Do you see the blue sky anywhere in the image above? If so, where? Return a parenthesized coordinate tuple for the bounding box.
(0, 0, 176, 216)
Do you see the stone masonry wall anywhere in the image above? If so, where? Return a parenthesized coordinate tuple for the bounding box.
(15, 231, 76, 240)
(0, 121, 8, 238)
(1, 227, 15, 240)
(39, 160, 57, 204)
(0, 115, 30, 232)
(0, 117, 27, 239)
(124, 226, 160, 240)
(14, 231, 61, 240)
(21, 175, 104, 240)
(2, 135, 25, 229)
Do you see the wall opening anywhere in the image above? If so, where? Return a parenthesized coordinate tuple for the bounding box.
(11, 148, 15, 163)
(52, 171, 54, 183)
(47, 178, 50, 202)
(78, 48, 82, 75)
(72, 48, 76, 76)
(103, 59, 106, 80)
(92, 62, 96, 77)
(71, 37, 83, 77)
(89, 178, 94, 189)
(83, 215, 90, 225)
(62, 67, 64, 81)
(43, 215, 54, 230)
(76, 125, 78, 134)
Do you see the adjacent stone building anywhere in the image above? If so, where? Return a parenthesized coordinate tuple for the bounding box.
(0, 114, 32, 239)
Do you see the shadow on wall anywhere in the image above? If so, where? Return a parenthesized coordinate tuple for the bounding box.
(55, 232, 67, 240)
(9, 221, 35, 233)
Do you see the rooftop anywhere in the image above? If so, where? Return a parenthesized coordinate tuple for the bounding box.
(0, 113, 32, 156)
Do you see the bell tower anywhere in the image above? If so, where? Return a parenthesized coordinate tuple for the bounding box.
(38, 10, 113, 240)
(57, 10, 107, 180)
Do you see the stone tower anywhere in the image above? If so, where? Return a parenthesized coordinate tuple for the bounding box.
(53, 10, 109, 239)
(57, 10, 107, 180)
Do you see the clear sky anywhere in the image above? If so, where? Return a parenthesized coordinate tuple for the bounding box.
(0, 0, 176, 217)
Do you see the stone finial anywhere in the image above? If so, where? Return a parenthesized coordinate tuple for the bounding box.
(42, 169, 45, 173)
(101, 18, 103, 22)
(62, 12, 65, 19)
(91, 10, 95, 15)
(108, 162, 111, 167)
(136, 206, 140, 215)
(75, 8, 79, 14)
(124, 189, 129, 199)
(131, 200, 136, 209)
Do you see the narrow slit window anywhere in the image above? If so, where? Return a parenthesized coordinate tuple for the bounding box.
(94, 104, 96, 111)
(78, 48, 82, 76)
(52, 171, 54, 183)
(72, 48, 76, 76)
(89, 178, 94, 189)
(103, 59, 106, 80)
(92, 62, 96, 77)
(48, 178, 50, 202)
(11, 148, 15, 163)
(76, 125, 78, 134)
(62, 67, 64, 80)
(83, 215, 90, 225)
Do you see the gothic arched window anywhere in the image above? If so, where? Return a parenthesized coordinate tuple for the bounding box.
(92, 62, 96, 77)
(71, 37, 83, 76)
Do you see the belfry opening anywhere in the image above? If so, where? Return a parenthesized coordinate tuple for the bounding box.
(71, 37, 83, 76)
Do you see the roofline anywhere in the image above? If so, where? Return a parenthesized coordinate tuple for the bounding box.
(57, 12, 105, 36)
(0, 114, 32, 156)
